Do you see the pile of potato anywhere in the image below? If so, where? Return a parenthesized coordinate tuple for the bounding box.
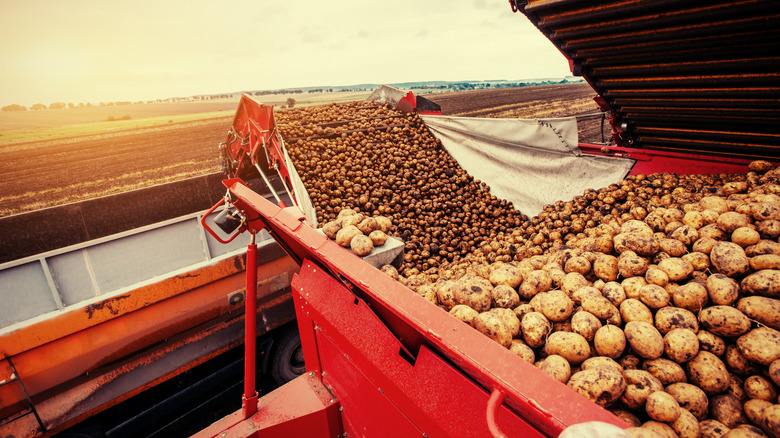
(395, 162, 780, 438)
(277, 102, 524, 275)
(321, 208, 392, 256)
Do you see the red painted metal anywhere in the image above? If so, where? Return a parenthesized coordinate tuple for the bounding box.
(221, 95, 296, 204)
(242, 236, 259, 418)
(200, 196, 246, 243)
(202, 178, 626, 437)
(486, 389, 510, 438)
(194, 373, 342, 438)
(579, 142, 778, 175)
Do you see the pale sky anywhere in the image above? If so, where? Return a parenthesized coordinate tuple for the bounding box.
(0, 0, 571, 107)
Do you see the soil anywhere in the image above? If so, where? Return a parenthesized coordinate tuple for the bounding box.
(0, 83, 609, 217)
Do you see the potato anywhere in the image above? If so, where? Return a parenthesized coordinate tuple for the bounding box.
(619, 252, 651, 277)
(473, 311, 512, 348)
(655, 307, 698, 334)
(521, 312, 551, 348)
(672, 281, 709, 312)
(732, 227, 761, 247)
(582, 295, 618, 320)
(692, 237, 718, 255)
(544, 331, 591, 365)
(737, 327, 780, 365)
(770, 360, 780, 387)
(509, 339, 535, 363)
(572, 286, 602, 306)
(368, 229, 388, 246)
(700, 419, 730, 438)
(645, 267, 670, 287)
(337, 208, 356, 219)
(567, 366, 627, 407)
(561, 272, 590, 294)
(380, 264, 399, 280)
(707, 274, 741, 306)
(488, 307, 520, 337)
(725, 344, 760, 377)
(518, 269, 552, 299)
(687, 351, 730, 394)
(742, 399, 772, 429)
(639, 284, 672, 309)
(698, 329, 727, 356)
(357, 217, 380, 235)
(664, 328, 700, 363)
(374, 215, 392, 233)
(625, 321, 664, 359)
(621, 299, 654, 325)
(602, 281, 627, 306)
(683, 251, 711, 271)
(350, 234, 374, 256)
(744, 375, 778, 402)
(538, 290, 575, 322)
(594, 325, 627, 359)
(488, 264, 523, 288)
(667, 382, 710, 420)
(453, 275, 493, 312)
(571, 310, 602, 342)
(699, 306, 751, 337)
(658, 258, 694, 282)
(727, 373, 748, 403)
(660, 238, 688, 257)
(592, 253, 619, 281)
(621, 369, 664, 409)
(757, 220, 780, 239)
(646, 391, 681, 423)
(614, 233, 661, 256)
(335, 224, 361, 247)
(624, 276, 649, 299)
(623, 219, 655, 236)
(339, 214, 361, 227)
(671, 409, 701, 438)
(620, 354, 642, 371)
(564, 256, 591, 275)
(718, 212, 751, 233)
(747, 240, 780, 257)
(512, 303, 535, 322)
(491, 284, 520, 309)
(538, 354, 571, 383)
(322, 220, 342, 239)
(741, 270, 780, 298)
(642, 358, 687, 385)
(701, 223, 728, 241)
(750, 254, 780, 271)
(763, 404, 780, 438)
(670, 225, 700, 246)
(581, 356, 623, 374)
(710, 241, 751, 277)
(449, 304, 479, 326)
(709, 394, 747, 429)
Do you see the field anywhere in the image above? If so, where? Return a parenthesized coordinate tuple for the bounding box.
(0, 83, 606, 217)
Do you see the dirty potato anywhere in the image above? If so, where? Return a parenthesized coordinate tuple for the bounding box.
(687, 351, 730, 394)
(594, 325, 627, 359)
(473, 311, 512, 348)
(350, 234, 374, 256)
(567, 366, 627, 407)
(538, 354, 571, 383)
(624, 321, 664, 359)
(544, 331, 591, 365)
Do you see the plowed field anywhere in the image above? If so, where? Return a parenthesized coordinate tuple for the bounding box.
(0, 83, 607, 216)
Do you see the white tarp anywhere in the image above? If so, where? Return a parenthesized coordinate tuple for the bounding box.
(421, 115, 635, 217)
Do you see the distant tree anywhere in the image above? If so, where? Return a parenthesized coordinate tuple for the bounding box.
(31, 103, 47, 111)
(86, 102, 92, 107)
(68, 102, 75, 108)
(78, 102, 85, 107)
(49, 102, 66, 109)
(286, 98, 296, 108)
(2, 104, 27, 112)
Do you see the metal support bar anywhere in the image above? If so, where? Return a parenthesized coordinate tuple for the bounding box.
(242, 233, 258, 418)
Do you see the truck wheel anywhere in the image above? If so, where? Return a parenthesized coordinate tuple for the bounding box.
(270, 326, 305, 386)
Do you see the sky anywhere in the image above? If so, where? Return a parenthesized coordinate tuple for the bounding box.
(0, 0, 571, 107)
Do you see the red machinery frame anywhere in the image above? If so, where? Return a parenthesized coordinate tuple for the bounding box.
(197, 178, 625, 438)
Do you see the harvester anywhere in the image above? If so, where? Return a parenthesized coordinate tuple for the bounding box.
(1, 0, 779, 437)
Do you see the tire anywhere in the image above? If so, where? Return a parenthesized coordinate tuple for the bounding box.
(270, 326, 305, 386)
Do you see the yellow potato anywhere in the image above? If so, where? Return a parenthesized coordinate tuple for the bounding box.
(624, 321, 664, 360)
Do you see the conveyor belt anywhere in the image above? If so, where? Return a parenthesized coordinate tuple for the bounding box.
(518, 0, 780, 159)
